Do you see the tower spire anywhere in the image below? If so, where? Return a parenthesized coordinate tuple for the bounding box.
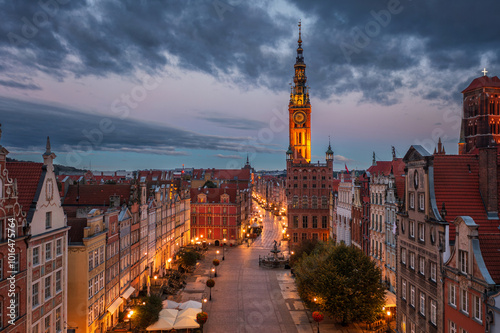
(298, 20, 302, 46)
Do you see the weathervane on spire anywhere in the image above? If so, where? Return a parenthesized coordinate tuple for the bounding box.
(482, 68, 488, 76)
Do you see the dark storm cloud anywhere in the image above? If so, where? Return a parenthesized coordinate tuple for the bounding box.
(199, 111, 267, 130)
(288, 0, 500, 104)
(0, 79, 41, 90)
(0, 0, 499, 105)
(0, 96, 279, 154)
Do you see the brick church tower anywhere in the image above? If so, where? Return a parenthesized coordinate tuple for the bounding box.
(286, 22, 333, 248)
(459, 70, 500, 154)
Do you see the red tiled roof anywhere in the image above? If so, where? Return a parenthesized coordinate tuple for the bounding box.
(63, 184, 132, 206)
(478, 233, 500, 284)
(6, 162, 44, 216)
(190, 187, 239, 204)
(366, 159, 405, 200)
(192, 168, 251, 181)
(332, 179, 340, 192)
(462, 75, 500, 93)
(433, 155, 490, 241)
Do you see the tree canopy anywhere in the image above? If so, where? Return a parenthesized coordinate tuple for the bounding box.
(134, 295, 163, 329)
(294, 242, 385, 325)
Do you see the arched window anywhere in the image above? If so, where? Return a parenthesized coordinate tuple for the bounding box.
(292, 196, 299, 208)
(311, 196, 318, 209)
(321, 196, 328, 209)
(302, 195, 308, 209)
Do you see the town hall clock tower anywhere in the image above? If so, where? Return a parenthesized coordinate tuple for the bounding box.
(285, 22, 334, 249)
(288, 21, 311, 164)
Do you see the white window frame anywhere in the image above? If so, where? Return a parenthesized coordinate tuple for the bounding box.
(410, 192, 415, 209)
(419, 257, 425, 275)
(418, 193, 425, 211)
(401, 248, 406, 265)
(44, 276, 51, 300)
(473, 294, 482, 322)
(418, 223, 425, 241)
(402, 279, 407, 300)
(33, 246, 40, 266)
(449, 284, 456, 307)
(420, 292, 426, 316)
(55, 270, 62, 293)
(409, 252, 415, 270)
(409, 221, 415, 238)
(431, 262, 437, 282)
(32, 282, 40, 308)
(410, 285, 415, 307)
(45, 242, 52, 261)
(56, 239, 62, 256)
(461, 289, 469, 314)
(459, 250, 469, 274)
(449, 321, 456, 333)
(431, 300, 437, 325)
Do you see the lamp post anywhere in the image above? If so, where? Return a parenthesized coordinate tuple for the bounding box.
(216, 250, 219, 261)
(222, 238, 226, 260)
(127, 310, 134, 330)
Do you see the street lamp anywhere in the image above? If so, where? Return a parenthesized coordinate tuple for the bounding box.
(210, 267, 215, 278)
(127, 310, 134, 330)
(223, 238, 227, 260)
(216, 250, 219, 260)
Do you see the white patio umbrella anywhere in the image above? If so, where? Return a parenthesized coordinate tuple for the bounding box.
(162, 299, 180, 309)
(159, 308, 179, 320)
(146, 317, 175, 331)
(178, 300, 202, 310)
(177, 307, 202, 319)
(173, 316, 200, 330)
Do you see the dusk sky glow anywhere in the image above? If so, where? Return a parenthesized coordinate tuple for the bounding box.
(0, 0, 499, 170)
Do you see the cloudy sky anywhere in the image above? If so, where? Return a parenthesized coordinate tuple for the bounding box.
(0, 0, 498, 171)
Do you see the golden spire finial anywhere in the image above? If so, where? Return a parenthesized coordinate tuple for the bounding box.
(298, 20, 302, 45)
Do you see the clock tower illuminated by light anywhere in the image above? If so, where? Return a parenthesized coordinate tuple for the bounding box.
(288, 21, 311, 164)
(285, 22, 334, 249)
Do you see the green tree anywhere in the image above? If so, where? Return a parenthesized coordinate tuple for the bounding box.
(290, 238, 319, 267)
(177, 249, 199, 270)
(294, 242, 385, 325)
(134, 295, 163, 329)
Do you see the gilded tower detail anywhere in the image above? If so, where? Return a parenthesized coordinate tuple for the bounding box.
(288, 21, 311, 164)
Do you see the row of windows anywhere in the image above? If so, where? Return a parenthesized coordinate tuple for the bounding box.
(88, 271, 105, 299)
(89, 246, 105, 271)
(448, 283, 482, 322)
(191, 216, 228, 225)
(400, 248, 437, 281)
(292, 232, 328, 242)
(408, 192, 425, 211)
(401, 278, 438, 325)
(291, 175, 328, 180)
(32, 238, 63, 266)
(88, 295, 105, 327)
(291, 196, 328, 209)
(291, 183, 329, 189)
(291, 215, 328, 229)
(32, 307, 62, 333)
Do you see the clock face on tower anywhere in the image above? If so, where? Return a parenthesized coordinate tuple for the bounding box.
(293, 111, 306, 125)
